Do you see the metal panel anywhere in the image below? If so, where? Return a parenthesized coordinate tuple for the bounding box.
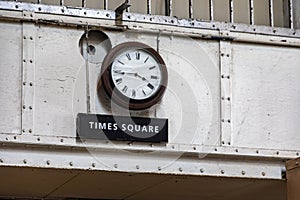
(33, 25, 87, 137)
(92, 31, 221, 146)
(0, 21, 22, 134)
(231, 43, 300, 150)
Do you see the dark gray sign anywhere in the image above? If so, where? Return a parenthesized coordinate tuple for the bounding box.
(77, 113, 168, 143)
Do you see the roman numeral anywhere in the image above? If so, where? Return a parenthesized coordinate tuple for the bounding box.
(126, 53, 131, 60)
(144, 56, 149, 63)
(118, 60, 125, 65)
(149, 66, 156, 70)
(147, 83, 154, 90)
(136, 52, 140, 60)
(122, 85, 128, 93)
(142, 89, 147, 96)
(151, 75, 158, 80)
(116, 78, 122, 84)
(132, 90, 136, 98)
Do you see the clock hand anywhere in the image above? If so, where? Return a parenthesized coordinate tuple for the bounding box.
(115, 71, 150, 82)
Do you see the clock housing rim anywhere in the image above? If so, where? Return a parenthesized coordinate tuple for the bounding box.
(99, 41, 168, 110)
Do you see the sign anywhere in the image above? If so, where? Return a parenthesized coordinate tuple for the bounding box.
(77, 113, 168, 143)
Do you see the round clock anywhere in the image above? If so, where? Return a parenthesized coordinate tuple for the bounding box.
(99, 42, 168, 110)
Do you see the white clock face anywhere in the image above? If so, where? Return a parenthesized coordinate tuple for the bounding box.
(111, 49, 163, 100)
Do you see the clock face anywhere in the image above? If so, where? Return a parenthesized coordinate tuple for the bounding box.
(100, 42, 168, 110)
(111, 49, 162, 100)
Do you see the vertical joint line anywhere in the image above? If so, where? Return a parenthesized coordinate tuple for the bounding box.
(37, 0, 41, 4)
(82, 0, 86, 8)
(147, 0, 152, 14)
(84, 29, 91, 114)
(209, 0, 214, 21)
(269, 0, 274, 27)
(229, 0, 234, 23)
(249, 0, 254, 25)
(60, 0, 64, 6)
(126, 0, 130, 12)
(289, 0, 294, 29)
(165, 0, 172, 16)
(104, 0, 108, 10)
(157, 31, 161, 54)
(189, 0, 193, 19)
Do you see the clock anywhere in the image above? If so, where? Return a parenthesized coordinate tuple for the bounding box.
(99, 42, 168, 110)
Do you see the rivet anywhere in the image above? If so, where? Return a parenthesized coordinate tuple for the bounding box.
(22, 129, 25, 133)
(106, 13, 110, 17)
(29, 129, 32, 133)
(30, 59, 33, 63)
(29, 106, 32, 110)
(23, 59, 26, 62)
(193, 146, 196, 150)
(276, 151, 279, 155)
(179, 168, 183, 172)
(23, 159, 27, 164)
(200, 168, 204, 173)
(241, 171, 246, 175)
(235, 149, 239, 152)
(29, 82, 33, 86)
(296, 152, 299, 156)
(114, 164, 118, 168)
(30, 36, 33, 40)
(158, 166, 161, 171)
(23, 82, 26, 86)
(92, 163, 96, 167)
(23, 13, 26, 17)
(221, 97, 225, 100)
(46, 160, 50, 165)
(128, 142, 132, 146)
(172, 145, 175, 149)
(23, 105, 26, 109)
(37, 137, 40, 141)
(227, 142, 231, 145)
(227, 76, 230, 79)
(295, 162, 299, 166)
(222, 141, 225, 144)
(61, 9, 64, 13)
(38, 7, 42, 11)
(262, 172, 266, 176)
(227, 120, 231, 123)
(0, 159, 3, 163)
(136, 165, 140, 169)
(15, 5, 19, 9)
(14, 136, 17, 140)
(150, 143, 153, 147)
(221, 170, 225, 174)
(221, 53, 225, 57)
(60, 138, 64, 143)
(23, 36, 26, 39)
(221, 75, 225, 79)
(221, 119, 225, 122)
(256, 150, 259, 154)
(30, 14, 33, 17)
(226, 54, 230, 57)
(227, 97, 231, 101)
(84, 11, 87, 15)
(69, 162, 73, 166)
(214, 148, 218, 151)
